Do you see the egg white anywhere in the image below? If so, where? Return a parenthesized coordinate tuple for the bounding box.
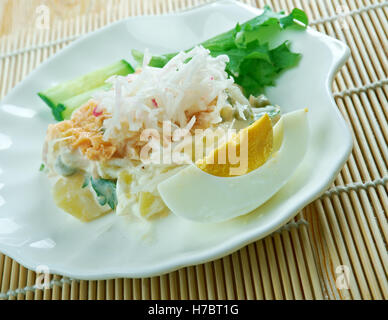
(157, 109, 309, 223)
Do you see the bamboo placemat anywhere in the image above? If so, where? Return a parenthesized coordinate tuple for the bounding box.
(0, 0, 387, 300)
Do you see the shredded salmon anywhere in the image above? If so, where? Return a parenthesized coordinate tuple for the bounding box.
(47, 102, 118, 161)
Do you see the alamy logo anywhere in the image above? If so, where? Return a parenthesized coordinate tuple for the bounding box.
(35, 5, 50, 30)
(35, 265, 51, 289)
(335, 265, 350, 290)
(335, 4, 351, 30)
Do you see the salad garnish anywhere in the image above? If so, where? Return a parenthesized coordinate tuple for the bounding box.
(132, 6, 308, 96)
(38, 6, 309, 222)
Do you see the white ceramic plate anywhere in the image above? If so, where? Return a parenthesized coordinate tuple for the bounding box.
(0, 0, 351, 279)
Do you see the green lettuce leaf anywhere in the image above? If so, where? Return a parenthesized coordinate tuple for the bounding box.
(132, 6, 308, 96)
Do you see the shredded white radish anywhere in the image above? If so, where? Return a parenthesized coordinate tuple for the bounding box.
(92, 46, 234, 163)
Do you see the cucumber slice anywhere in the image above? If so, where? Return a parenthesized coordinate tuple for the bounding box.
(61, 83, 112, 120)
(38, 60, 134, 121)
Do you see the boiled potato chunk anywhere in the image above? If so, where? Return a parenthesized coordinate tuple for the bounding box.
(139, 192, 167, 218)
(116, 170, 133, 216)
(53, 174, 111, 222)
(116, 170, 168, 219)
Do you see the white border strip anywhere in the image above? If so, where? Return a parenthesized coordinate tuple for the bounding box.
(310, 1, 388, 26)
(0, 35, 80, 60)
(273, 218, 309, 234)
(0, 278, 80, 300)
(333, 79, 388, 98)
(321, 176, 388, 198)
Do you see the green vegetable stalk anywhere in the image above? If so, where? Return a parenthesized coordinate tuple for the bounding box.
(38, 60, 135, 121)
(83, 176, 118, 210)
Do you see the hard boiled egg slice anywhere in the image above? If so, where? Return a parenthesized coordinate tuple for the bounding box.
(157, 109, 309, 223)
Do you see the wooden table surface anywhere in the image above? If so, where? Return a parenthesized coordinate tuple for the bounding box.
(0, 0, 109, 37)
